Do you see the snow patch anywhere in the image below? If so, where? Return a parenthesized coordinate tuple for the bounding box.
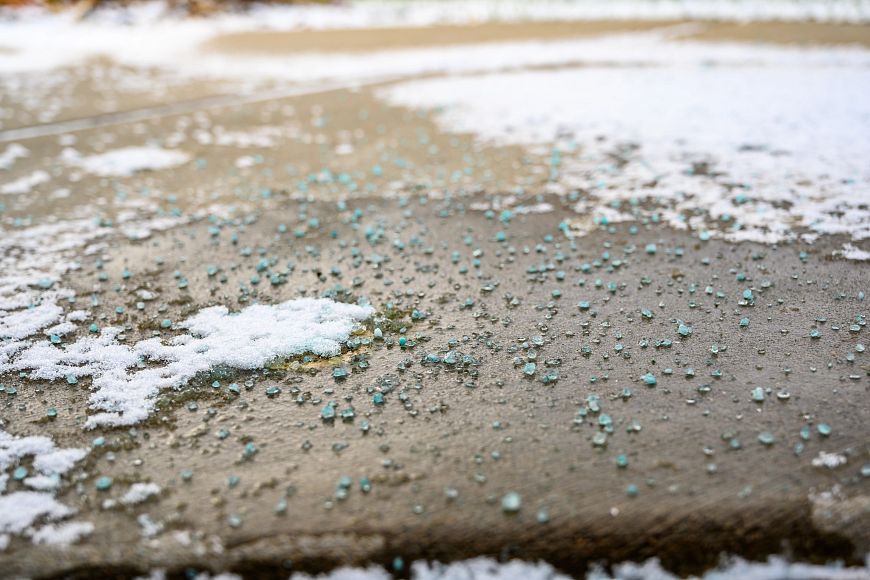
(0, 143, 28, 170)
(1, 169, 49, 195)
(30, 521, 94, 546)
(0, 492, 74, 535)
(65, 146, 190, 177)
(836, 244, 870, 261)
(380, 44, 870, 245)
(812, 452, 848, 469)
(3, 298, 373, 428)
(2, 6, 870, 83)
(122, 482, 161, 505)
(273, 555, 870, 579)
(0, 430, 88, 545)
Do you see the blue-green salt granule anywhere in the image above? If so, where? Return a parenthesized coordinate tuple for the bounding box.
(321, 404, 336, 421)
(501, 492, 521, 513)
(758, 432, 776, 446)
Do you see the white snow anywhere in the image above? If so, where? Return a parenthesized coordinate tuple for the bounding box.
(411, 558, 570, 579)
(279, 556, 870, 579)
(1, 169, 49, 195)
(0, 492, 74, 535)
(0, 143, 28, 170)
(836, 244, 870, 261)
(30, 521, 94, 546)
(595, 556, 870, 579)
(811, 451, 848, 469)
(1, 2, 870, 81)
(122, 483, 161, 505)
(291, 567, 391, 580)
(64, 146, 190, 177)
(1, 301, 65, 341)
(0, 430, 88, 545)
(379, 40, 870, 247)
(0, 430, 86, 475)
(3, 298, 373, 428)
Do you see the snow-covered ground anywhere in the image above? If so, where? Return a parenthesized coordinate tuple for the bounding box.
(379, 39, 870, 246)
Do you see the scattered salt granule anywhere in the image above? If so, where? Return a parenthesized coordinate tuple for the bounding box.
(64, 146, 190, 177)
(5, 298, 373, 428)
(1, 169, 49, 195)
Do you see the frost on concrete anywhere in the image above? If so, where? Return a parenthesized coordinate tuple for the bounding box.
(63, 146, 191, 177)
(4, 298, 374, 428)
(0, 430, 88, 549)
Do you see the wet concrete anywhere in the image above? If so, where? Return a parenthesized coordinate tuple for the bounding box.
(0, 17, 868, 580)
(2, 187, 869, 577)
